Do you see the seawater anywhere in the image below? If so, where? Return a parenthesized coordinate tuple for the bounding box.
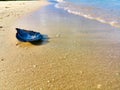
(55, 0, 120, 28)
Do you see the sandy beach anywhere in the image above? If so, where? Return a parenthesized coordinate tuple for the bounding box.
(0, 1, 49, 90)
(1, 0, 120, 90)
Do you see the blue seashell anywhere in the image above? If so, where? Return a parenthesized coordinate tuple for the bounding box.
(16, 28, 43, 42)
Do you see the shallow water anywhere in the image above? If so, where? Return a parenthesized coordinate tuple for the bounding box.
(56, 0, 120, 28)
(15, 2, 120, 44)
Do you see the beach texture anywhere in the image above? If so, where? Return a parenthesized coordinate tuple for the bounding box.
(0, 1, 49, 90)
(1, 0, 120, 90)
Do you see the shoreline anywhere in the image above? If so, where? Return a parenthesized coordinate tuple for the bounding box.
(55, 1, 120, 29)
(1, 1, 120, 90)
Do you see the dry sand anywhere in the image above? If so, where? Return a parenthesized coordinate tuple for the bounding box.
(0, 0, 120, 90)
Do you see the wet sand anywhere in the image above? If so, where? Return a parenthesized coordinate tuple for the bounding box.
(1, 1, 120, 90)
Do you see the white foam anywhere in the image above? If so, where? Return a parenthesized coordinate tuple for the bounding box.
(54, 1, 120, 28)
(96, 18, 106, 23)
(109, 21, 120, 28)
(56, 0, 64, 2)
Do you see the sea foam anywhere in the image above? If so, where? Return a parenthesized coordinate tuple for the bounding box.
(55, 0, 120, 28)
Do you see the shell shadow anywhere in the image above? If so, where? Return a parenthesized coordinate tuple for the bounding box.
(30, 34, 49, 45)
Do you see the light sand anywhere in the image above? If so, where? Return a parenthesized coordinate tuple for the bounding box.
(0, 1, 50, 90)
(1, 1, 120, 90)
(0, 0, 49, 55)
